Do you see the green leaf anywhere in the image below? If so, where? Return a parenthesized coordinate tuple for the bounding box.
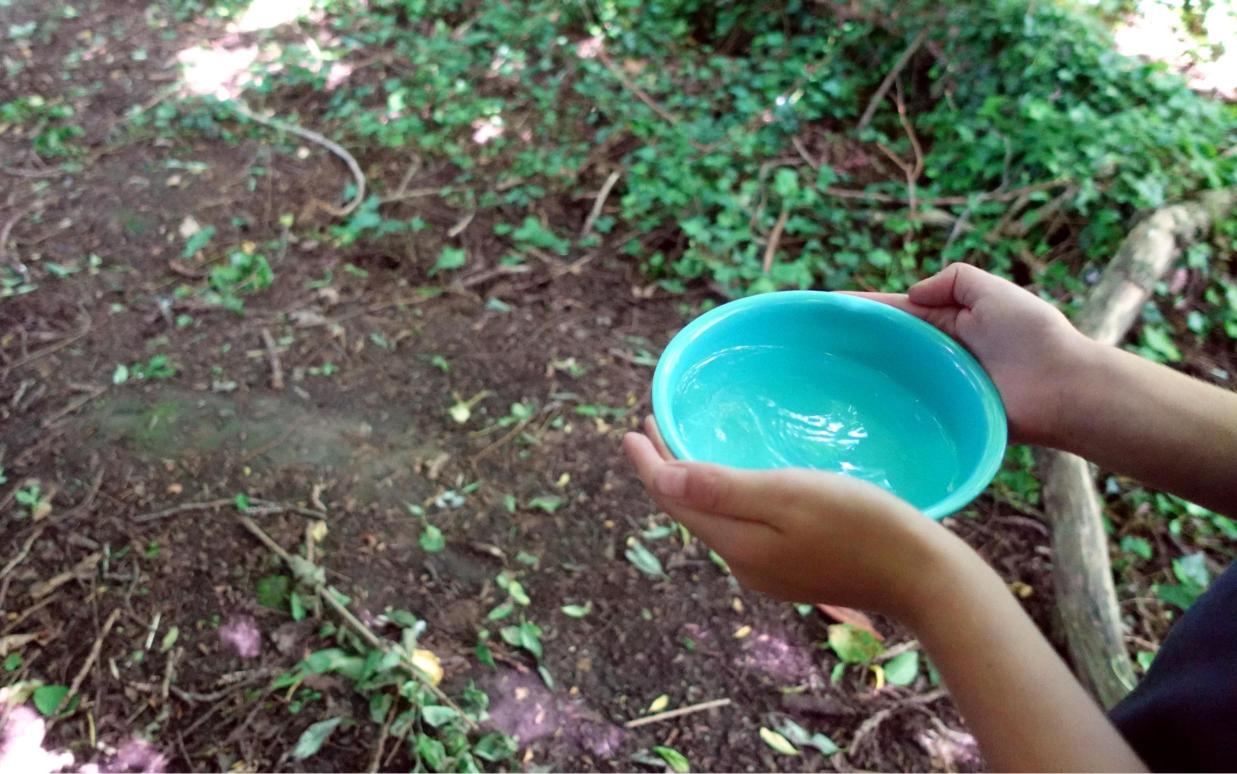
(3, 652, 22, 671)
(112, 363, 129, 384)
(1141, 325, 1182, 362)
(828, 623, 883, 664)
(430, 246, 467, 275)
(759, 727, 799, 756)
(256, 574, 290, 609)
(290, 591, 307, 621)
(537, 663, 554, 688)
(369, 693, 393, 724)
(487, 601, 515, 621)
(1154, 582, 1199, 611)
(416, 733, 447, 770)
(1119, 535, 1153, 560)
(561, 602, 591, 618)
(293, 717, 344, 760)
(160, 626, 180, 653)
(653, 745, 691, 773)
(182, 225, 216, 258)
(472, 732, 517, 763)
(421, 705, 458, 728)
(33, 684, 69, 717)
(528, 495, 564, 513)
(1172, 553, 1210, 589)
(625, 540, 665, 578)
(776, 719, 837, 755)
(420, 523, 445, 553)
(883, 650, 919, 686)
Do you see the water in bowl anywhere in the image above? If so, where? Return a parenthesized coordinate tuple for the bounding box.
(670, 344, 961, 509)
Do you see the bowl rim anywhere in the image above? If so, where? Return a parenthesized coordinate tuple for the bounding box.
(650, 290, 1008, 519)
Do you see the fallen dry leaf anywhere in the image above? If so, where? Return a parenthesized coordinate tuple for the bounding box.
(816, 604, 884, 641)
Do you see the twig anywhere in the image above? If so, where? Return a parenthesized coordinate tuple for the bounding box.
(1, 166, 63, 179)
(133, 498, 233, 523)
(893, 78, 923, 216)
(856, 30, 927, 133)
(368, 701, 395, 772)
(132, 497, 324, 523)
(235, 516, 476, 728)
(821, 178, 1066, 207)
(624, 697, 731, 729)
(596, 50, 681, 127)
(29, 552, 102, 599)
(46, 608, 120, 730)
(761, 206, 790, 275)
(230, 101, 366, 217)
(0, 200, 47, 265)
(259, 328, 285, 390)
(580, 170, 621, 239)
(3, 318, 93, 373)
(40, 385, 106, 427)
(238, 426, 297, 465)
(161, 647, 182, 701)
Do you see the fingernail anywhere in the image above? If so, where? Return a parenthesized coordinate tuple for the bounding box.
(654, 466, 688, 498)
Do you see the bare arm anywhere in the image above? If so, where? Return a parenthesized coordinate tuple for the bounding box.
(1053, 340, 1237, 517)
(623, 422, 1145, 772)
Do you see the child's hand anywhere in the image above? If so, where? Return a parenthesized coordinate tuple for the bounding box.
(622, 418, 954, 620)
(852, 263, 1089, 445)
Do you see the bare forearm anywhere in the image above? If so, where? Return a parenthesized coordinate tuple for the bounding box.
(909, 534, 1145, 772)
(1051, 339, 1237, 517)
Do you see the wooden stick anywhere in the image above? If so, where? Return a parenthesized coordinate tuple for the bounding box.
(762, 206, 790, 275)
(623, 697, 731, 729)
(856, 30, 927, 133)
(580, 170, 622, 239)
(230, 101, 366, 217)
(47, 608, 120, 729)
(1037, 187, 1236, 708)
(259, 328, 285, 390)
(235, 516, 475, 728)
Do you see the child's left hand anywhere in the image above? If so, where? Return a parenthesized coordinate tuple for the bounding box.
(622, 417, 957, 622)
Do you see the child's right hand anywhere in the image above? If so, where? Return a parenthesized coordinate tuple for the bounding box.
(852, 263, 1092, 446)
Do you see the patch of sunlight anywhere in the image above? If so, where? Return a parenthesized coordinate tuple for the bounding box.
(1105, 0, 1236, 98)
(178, 43, 259, 99)
(232, 0, 314, 32)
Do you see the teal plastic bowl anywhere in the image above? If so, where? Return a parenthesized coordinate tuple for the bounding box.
(651, 291, 1007, 519)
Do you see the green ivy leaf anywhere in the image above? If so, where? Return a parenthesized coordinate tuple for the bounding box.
(625, 539, 665, 578)
(256, 574, 290, 609)
(32, 684, 69, 717)
(759, 727, 799, 756)
(827, 623, 883, 664)
(293, 717, 345, 760)
(420, 523, 446, 553)
(883, 650, 919, 686)
(472, 732, 517, 762)
(653, 745, 691, 773)
(421, 705, 459, 728)
(430, 246, 467, 275)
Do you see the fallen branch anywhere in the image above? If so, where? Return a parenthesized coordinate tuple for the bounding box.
(230, 101, 366, 217)
(856, 30, 927, 133)
(259, 327, 285, 390)
(596, 50, 681, 128)
(1037, 187, 1236, 708)
(46, 608, 121, 730)
(236, 516, 475, 728)
(623, 697, 731, 729)
(761, 206, 790, 275)
(580, 170, 622, 239)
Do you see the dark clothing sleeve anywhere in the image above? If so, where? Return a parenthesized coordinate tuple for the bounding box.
(1110, 563, 1237, 772)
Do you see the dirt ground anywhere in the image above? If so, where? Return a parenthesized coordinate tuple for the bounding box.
(0, 1, 1204, 772)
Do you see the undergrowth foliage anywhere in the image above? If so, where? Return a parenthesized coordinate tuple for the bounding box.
(171, 0, 1236, 297)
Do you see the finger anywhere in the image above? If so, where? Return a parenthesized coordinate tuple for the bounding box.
(909, 262, 1019, 309)
(622, 433, 775, 554)
(644, 415, 674, 461)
